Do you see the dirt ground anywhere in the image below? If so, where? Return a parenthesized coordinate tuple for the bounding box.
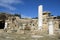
(0, 31, 60, 40)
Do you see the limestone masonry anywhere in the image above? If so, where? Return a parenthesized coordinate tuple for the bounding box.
(0, 12, 60, 34)
(0, 5, 60, 35)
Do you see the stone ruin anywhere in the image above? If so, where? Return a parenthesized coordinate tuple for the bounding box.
(0, 12, 59, 35)
(0, 5, 60, 35)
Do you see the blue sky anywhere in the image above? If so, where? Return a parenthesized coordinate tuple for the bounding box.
(0, 0, 60, 18)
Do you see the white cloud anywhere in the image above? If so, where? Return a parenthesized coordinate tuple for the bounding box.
(0, 0, 23, 11)
(0, 0, 22, 4)
(0, 3, 16, 10)
(21, 14, 32, 18)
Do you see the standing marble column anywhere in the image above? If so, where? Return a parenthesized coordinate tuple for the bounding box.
(4, 22, 7, 29)
(38, 5, 43, 30)
(48, 20, 54, 35)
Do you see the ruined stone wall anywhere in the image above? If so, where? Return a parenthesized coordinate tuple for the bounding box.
(0, 13, 60, 34)
(42, 13, 49, 33)
(6, 13, 60, 34)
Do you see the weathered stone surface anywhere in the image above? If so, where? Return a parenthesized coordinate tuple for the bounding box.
(0, 12, 60, 35)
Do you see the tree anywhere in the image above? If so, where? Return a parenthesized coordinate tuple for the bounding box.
(14, 14, 21, 18)
(0, 13, 7, 20)
(35, 17, 38, 19)
(32, 17, 38, 19)
(57, 16, 60, 19)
